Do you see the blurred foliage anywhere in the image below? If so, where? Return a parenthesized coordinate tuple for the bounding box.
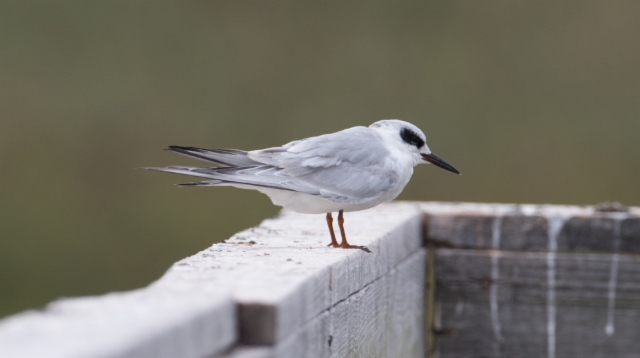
(0, 2, 638, 318)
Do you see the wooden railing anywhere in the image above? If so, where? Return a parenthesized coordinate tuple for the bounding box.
(423, 202, 640, 358)
(0, 202, 638, 358)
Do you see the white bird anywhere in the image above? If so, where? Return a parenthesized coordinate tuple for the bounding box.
(144, 119, 460, 253)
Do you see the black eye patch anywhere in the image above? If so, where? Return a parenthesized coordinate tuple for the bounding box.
(400, 128, 425, 148)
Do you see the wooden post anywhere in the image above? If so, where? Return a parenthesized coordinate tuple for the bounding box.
(421, 202, 640, 358)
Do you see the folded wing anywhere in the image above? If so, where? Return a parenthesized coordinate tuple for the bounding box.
(248, 126, 398, 202)
(151, 126, 399, 204)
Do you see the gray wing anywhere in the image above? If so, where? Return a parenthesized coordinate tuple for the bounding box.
(247, 126, 398, 203)
(150, 127, 398, 204)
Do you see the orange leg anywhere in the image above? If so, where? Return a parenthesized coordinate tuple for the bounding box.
(337, 210, 371, 253)
(326, 213, 339, 247)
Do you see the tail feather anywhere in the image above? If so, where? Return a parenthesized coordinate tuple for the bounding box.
(140, 166, 219, 179)
(166, 146, 261, 167)
(177, 180, 223, 187)
(141, 165, 314, 194)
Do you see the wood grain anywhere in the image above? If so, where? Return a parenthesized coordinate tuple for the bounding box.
(156, 202, 423, 345)
(226, 249, 427, 358)
(0, 287, 235, 358)
(421, 202, 640, 254)
(3, 202, 638, 358)
(435, 248, 640, 358)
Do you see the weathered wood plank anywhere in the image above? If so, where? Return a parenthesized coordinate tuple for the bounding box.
(330, 249, 426, 358)
(621, 218, 640, 254)
(160, 202, 423, 345)
(224, 249, 427, 358)
(435, 248, 640, 358)
(6, 202, 637, 357)
(0, 286, 235, 358)
(0, 202, 424, 357)
(421, 202, 640, 254)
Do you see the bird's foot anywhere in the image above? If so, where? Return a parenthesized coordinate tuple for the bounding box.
(327, 242, 340, 248)
(338, 243, 372, 253)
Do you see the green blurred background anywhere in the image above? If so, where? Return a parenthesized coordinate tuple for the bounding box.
(1, 2, 638, 318)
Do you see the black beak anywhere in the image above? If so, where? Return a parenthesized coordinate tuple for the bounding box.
(421, 153, 461, 175)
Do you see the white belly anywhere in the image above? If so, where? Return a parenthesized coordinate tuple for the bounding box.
(258, 188, 384, 214)
(230, 172, 411, 214)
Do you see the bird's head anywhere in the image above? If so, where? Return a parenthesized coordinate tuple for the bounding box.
(370, 119, 460, 174)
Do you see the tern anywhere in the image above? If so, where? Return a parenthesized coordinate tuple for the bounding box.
(144, 119, 460, 253)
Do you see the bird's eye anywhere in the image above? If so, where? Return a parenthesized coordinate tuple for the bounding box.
(400, 128, 424, 149)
